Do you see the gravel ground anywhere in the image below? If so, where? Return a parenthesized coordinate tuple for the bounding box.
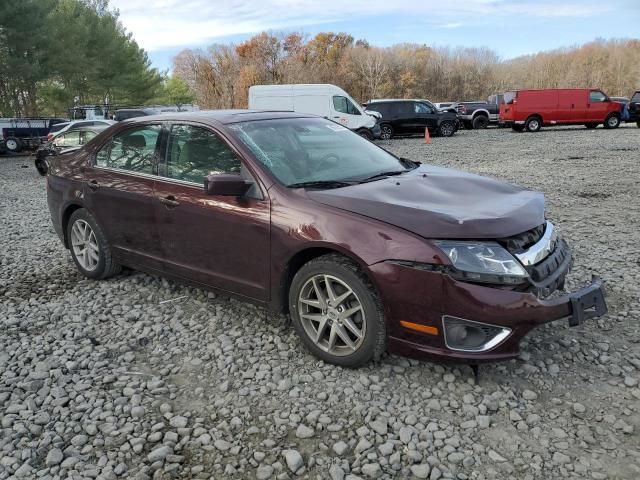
(1, 125, 639, 480)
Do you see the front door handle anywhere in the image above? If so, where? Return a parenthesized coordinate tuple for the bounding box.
(88, 180, 99, 190)
(159, 195, 180, 208)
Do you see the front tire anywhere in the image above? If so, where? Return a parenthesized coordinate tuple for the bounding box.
(525, 116, 542, 132)
(289, 254, 386, 368)
(67, 209, 121, 279)
(357, 129, 373, 140)
(472, 115, 489, 129)
(379, 124, 393, 140)
(438, 120, 456, 137)
(604, 114, 620, 129)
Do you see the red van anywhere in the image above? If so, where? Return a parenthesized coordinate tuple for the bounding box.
(500, 88, 623, 132)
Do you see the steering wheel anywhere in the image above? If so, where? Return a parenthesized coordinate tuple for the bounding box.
(317, 153, 340, 170)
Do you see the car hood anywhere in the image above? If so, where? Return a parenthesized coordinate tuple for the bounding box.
(307, 165, 545, 239)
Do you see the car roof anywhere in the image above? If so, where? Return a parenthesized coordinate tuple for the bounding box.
(123, 109, 317, 125)
(367, 99, 431, 103)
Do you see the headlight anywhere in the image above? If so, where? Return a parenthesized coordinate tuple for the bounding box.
(434, 241, 528, 285)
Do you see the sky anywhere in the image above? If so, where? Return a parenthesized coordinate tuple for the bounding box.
(109, 0, 640, 72)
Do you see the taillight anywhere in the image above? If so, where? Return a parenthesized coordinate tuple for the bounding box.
(47, 133, 54, 141)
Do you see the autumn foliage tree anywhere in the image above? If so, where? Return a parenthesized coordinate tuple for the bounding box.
(174, 33, 640, 109)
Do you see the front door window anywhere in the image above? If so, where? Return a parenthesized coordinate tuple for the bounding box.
(162, 124, 242, 184)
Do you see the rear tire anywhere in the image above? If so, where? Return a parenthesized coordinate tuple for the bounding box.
(472, 115, 489, 129)
(603, 114, 620, 129)
(585, 123, 598, 129)
(288, 254, 386, 368)
(380, 124, 393, 140)
(438, 120, 456, 137)
(67, 208, 121, 280)
(5, 137, 22, 153)
(525, 116, 542, 132)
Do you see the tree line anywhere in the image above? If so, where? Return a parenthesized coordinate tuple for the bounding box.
(174, 33, 640, 108)
(0, 0, 191, 118)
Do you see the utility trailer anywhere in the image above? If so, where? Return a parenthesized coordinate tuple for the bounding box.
(0, 118, 67, 153)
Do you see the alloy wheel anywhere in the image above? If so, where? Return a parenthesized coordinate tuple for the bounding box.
(380, 126, 393, 140)
(70, 219, 100, 271)
(440, 122, 454, 137)
(297, 274, 366, 356)
(607, 115, 619, 128)
(6, 139, 17, 151)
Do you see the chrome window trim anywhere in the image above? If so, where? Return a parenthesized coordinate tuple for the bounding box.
(514, 221, 557, 267)
(442, 315, 512, 353)
(92, 164, 158, 180)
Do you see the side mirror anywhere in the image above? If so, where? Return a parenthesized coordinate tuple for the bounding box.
(205, 174, 251, 196)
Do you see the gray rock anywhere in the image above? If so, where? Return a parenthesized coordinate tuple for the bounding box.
(45, 448, 64, 466)
(214, 439, 232, 451)
(361, 463, 382, 478)
(333, 441, 349, 456)
(169, 416, 188, 428)
(410, 463, 431, 479)
(329, 464, 345, 480)
(488, 450, 507, 462)
(256, 465, 274, 480)
(147, 445, 172, 463)
(284, 449, 304, 472)
(295, 424, 315, 439)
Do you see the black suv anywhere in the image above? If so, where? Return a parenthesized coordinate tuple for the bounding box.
(364, 99, 459, 139)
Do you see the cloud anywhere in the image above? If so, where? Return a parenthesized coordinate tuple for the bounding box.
(109, 0, 611, 51)
(438, 23, 463, 29)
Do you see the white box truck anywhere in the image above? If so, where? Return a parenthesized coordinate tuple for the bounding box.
(248, 84, 381, 139)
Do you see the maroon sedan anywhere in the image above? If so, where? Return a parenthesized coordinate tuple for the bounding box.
(42, 111, 607, 367)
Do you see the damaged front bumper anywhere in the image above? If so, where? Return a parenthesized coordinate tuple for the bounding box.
(369, 261, 608, 363)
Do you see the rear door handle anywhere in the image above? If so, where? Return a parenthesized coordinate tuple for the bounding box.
(159, 195, 180, 208)
(88, 180, 99, 190)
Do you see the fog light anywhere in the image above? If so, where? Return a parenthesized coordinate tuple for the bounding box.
(442, 316, 511, 352)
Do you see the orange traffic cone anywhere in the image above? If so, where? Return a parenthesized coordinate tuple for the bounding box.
(424, 127, 431, 144)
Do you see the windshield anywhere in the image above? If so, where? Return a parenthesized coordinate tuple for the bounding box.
(228, 118, 408, 187)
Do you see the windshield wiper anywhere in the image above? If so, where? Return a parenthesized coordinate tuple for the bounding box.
(287, 180, 356, 189)
(359, 169, 409, 183)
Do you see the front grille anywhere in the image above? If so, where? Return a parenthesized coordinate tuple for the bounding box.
(498, 223, 545, 252)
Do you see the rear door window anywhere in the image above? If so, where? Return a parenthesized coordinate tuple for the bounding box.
(162, 124, 241, 184)
(414, 102, 432, 114)
(95, 125, 161, 174)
